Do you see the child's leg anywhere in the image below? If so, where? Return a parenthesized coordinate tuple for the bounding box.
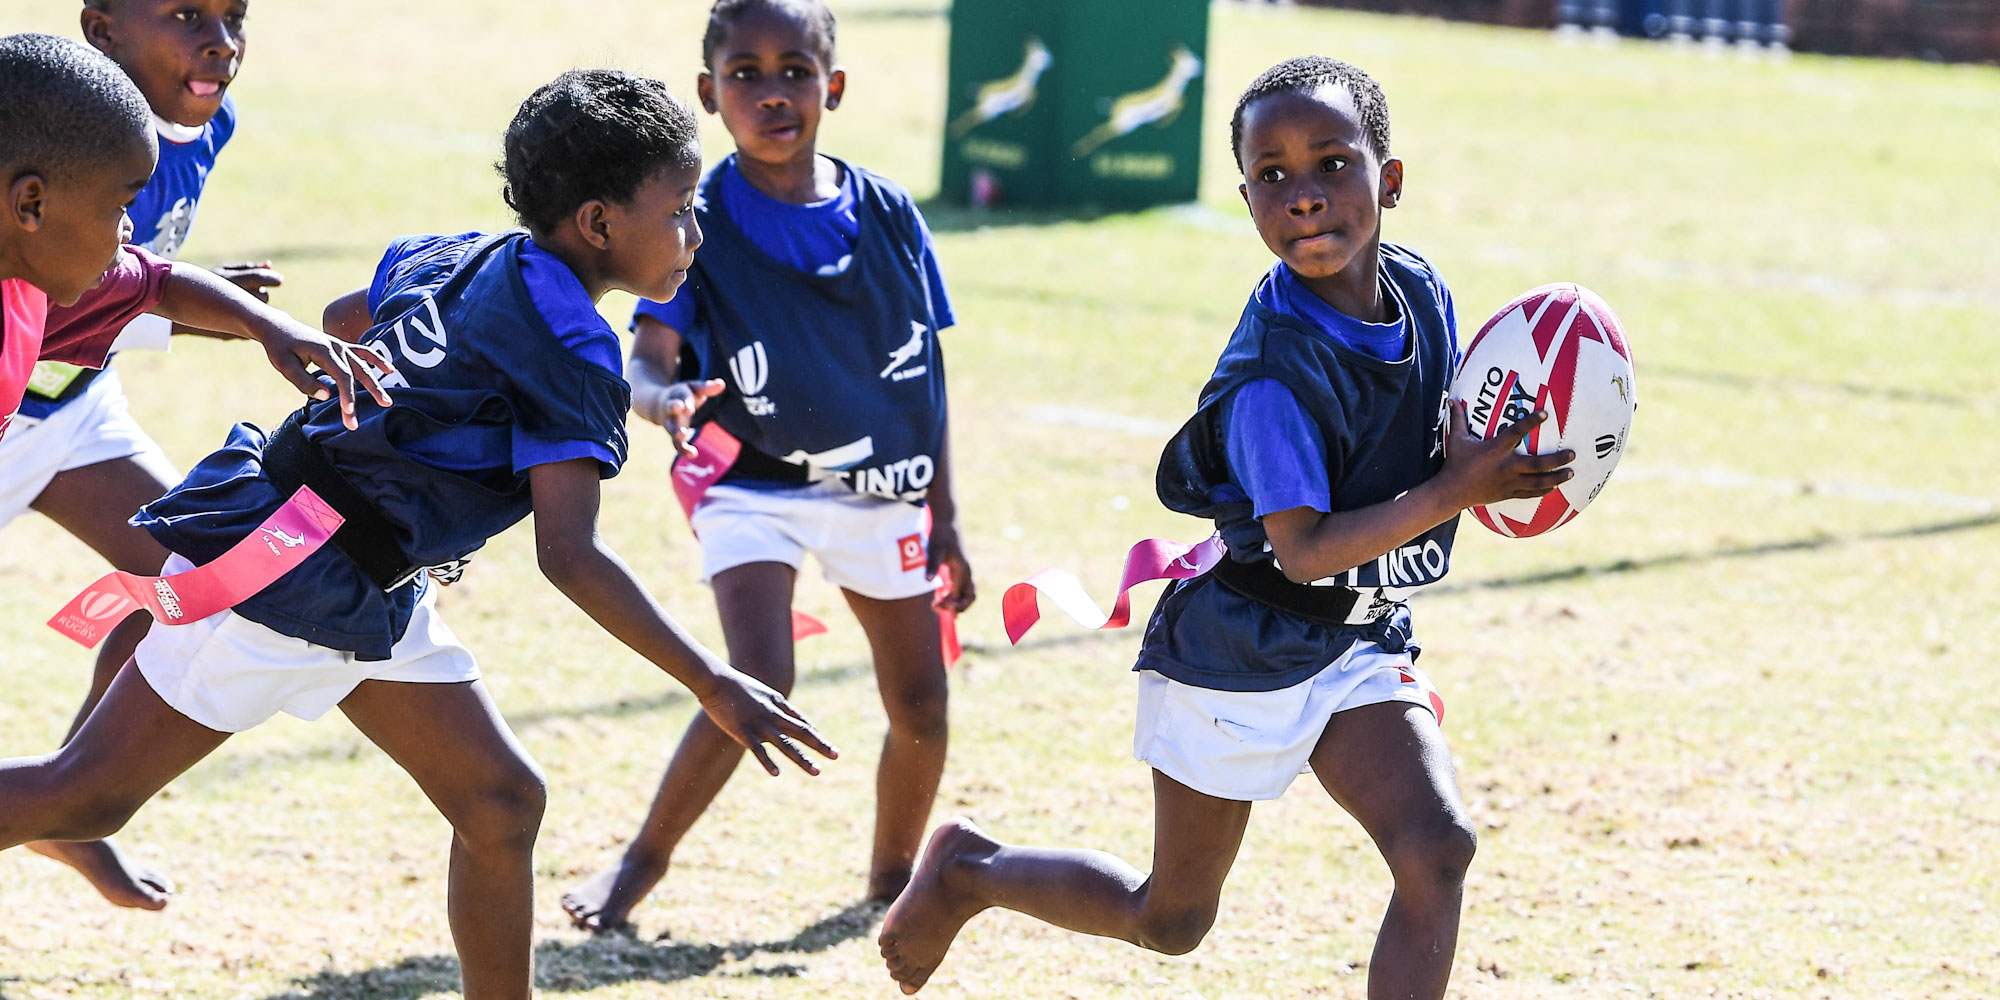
(879, 771, 1252, 995)
(841, 588, 947, 901)
(31, 452, 179, 729)
(0, 664, 231, 852)
(1309, 702, 1477, 1000)
(561, 561, 797, 931)
(20, 455, 182, 909)
(337, 679, 548, 1000)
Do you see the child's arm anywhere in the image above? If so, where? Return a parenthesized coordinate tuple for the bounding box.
(1261, 406, 1573, 583)
(527, 457, 838, 776)
(923, 421, 976, 612)
(168, 261, 287, 339)
(154, 263, 394, 430)
(322, 289, 373, 343)
(629, 314, 722, 459)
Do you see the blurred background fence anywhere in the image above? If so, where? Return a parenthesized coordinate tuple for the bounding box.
(1282, 0, 2000, 63)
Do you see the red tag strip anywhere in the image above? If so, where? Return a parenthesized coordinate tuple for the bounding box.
(671, 423, 743, 521)
(48, 486, 344, 648)
(920, 505, 961, 667)
(1001, 535, 1226, 645)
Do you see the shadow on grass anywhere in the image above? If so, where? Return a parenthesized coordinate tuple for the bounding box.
(255, 901, 883, 999)
(1649, 363, 1977, 409)
(1437, 511, 2000, 595)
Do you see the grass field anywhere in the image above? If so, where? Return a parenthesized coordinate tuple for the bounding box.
(3, 1, 1998, 997)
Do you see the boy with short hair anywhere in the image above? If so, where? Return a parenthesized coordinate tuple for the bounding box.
(0, 30, 380, 449)
(562, 0, 973, 933)
(5, 0, 283, 911)
(0, 66, 834, 1000)
(878, 56, 1575, 997)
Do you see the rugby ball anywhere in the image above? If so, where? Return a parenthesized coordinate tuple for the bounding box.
(1451, 283, 1635, 538)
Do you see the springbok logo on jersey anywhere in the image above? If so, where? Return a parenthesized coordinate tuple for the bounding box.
(1070, 45, 1204, 158)
(729, 342, 776, 416)
(949, 38, 1054, 140)
(880, 322, 929, 381)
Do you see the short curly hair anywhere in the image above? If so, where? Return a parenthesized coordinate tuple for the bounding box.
(0, 33, 152, 182)
(702, 0, 837, 69)
(1230, 56, 1391, 169)
(500, 69, 701, 235)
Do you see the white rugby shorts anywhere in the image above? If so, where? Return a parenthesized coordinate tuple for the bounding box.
(135, 555, 480, 733)
(689, 481, 934, 601)
(1133, 639, 1444, 801)
(0, 370, 173, 529)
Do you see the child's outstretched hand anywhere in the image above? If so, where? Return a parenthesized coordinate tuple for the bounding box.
(698, 669, 840, 776)
(215, 260, 284, 302)
(251, 310, 396, 431)
(1436, 403, 1576, 511)
(637, 378, 725, 459)
(927, 521, 976, 614)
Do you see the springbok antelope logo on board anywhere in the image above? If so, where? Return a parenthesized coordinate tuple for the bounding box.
(949, 38, 1054, 139)
(1071, 45, 1204, 158)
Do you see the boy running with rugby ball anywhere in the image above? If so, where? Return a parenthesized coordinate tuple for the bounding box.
(879, 57, 1574, 998)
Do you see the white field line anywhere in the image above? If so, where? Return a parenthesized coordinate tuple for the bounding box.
(1166, 206, 2000, 312)
(1615, 464, 1995, 514)
(1028, 405, 1996, 514)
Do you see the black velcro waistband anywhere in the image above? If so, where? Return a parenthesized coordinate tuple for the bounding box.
(260, 408, 422, 592)
(1210, 555, 1381, 627)
(723, 436, 813, 484)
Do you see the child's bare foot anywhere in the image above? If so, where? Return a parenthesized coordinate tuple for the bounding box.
(561, 854, 667, 933)
(27, 838, 173, 910)
(867, 866, 912, 903)
(879, 818, 997, 995)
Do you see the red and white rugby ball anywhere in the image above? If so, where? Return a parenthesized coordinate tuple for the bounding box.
(1451, 283, 1635, 538)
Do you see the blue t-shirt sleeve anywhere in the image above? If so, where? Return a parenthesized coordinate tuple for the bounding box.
(631, 290, 695, 334)
(513, 241, 628, 475)
(1224, 379, 1332, 517)
(510, 435, 617, 474)
(912, 207, 956, 330)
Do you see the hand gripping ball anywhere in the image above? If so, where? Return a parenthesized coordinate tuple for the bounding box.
(1450, 283, 1636, 538)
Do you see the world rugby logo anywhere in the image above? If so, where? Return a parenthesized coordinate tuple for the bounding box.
(78, 589, 134, 622)
(729, 342, 769, 395)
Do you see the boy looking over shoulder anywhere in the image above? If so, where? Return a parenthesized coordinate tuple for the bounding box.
(879, 56, 1575, 998)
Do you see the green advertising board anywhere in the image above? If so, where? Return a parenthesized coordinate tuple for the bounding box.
(940, 0, 1210, 210)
